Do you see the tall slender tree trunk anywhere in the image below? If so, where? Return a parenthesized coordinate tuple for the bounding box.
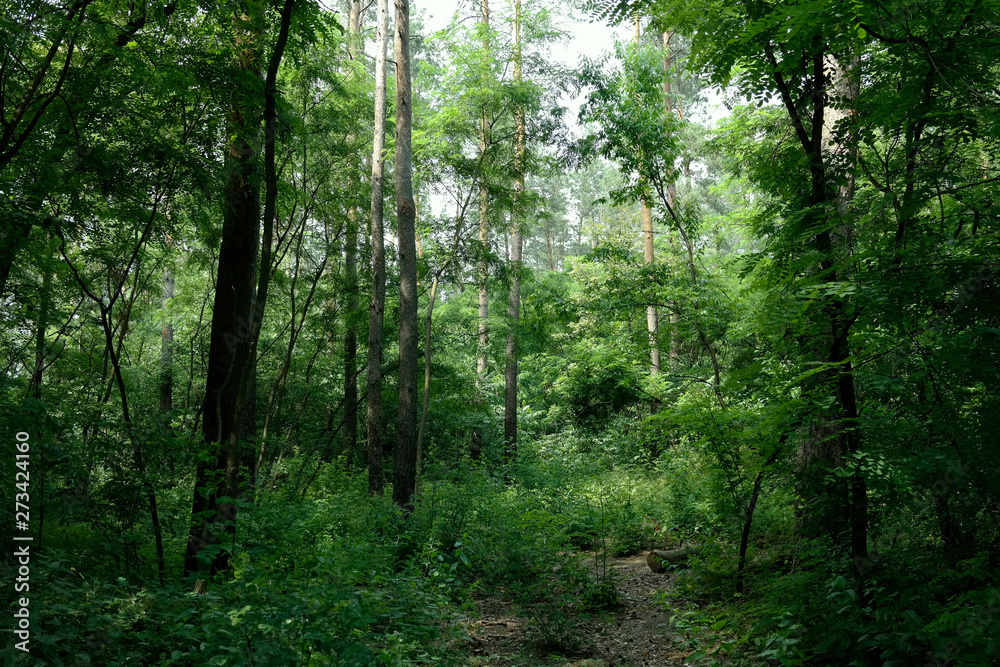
(633, 19, 659, 380)
(472, 0, 491, 461)
(825, 51, 867, 576)
(416, 275, 438, 497)
(367, 0, 389, 496)
(764, 41, 866, 573)
(393, 0, 418, 511)
(663, 30, 680, 366)
(504, 0, 524, 461)
(663, 31, 678, 211)
(29, 234, 54, 549)
(642, 200, 659, 377)
(342, 1, 362, 464)
(159, 269, 174, 418)
(544, 219, 556, 271)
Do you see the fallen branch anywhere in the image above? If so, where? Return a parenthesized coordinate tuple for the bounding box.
(646, 545, 703, 572)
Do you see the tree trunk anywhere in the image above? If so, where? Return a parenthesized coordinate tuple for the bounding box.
(393, 0, 418, 511)
(367, 0, 389, 496)
(646, 545, 702, 572)
(185, 0, 295, 579)
(0, 220, 34, 301)
(473, 0, 491, 461)
(185, 27, 262, 576)
(159, 269, 174, 418)
(642, 199, 659, 377)
(544, 218, 556, 271)
(663, 30, 681, 368)
(635, 22, 659, 381)
(504, 0, 524, 462)
(342, 1, 362, 464)
(763, 41, 866, 570)
(416, 275, 438, 496)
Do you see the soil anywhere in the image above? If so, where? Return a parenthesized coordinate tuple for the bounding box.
(459, 553, 696, 666)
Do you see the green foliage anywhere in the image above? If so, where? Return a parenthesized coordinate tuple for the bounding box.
(15, 468, 463, 666)
(578, 39, 683, 208)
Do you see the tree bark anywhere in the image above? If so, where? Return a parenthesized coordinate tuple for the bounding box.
(663, 30, 681, 367)
(473, 0, 491, 461)
(504, 0, 524, 462)
(635, 22, 659, 381)
(646, 545, 702, 572)
(185, 15, 262, 576)
(342, 1, 362, 464)
(185, 0, 295, 579)
(544, 218, 556, 271)
(416, 275, 438, 496)
(393, 0, 418, 511)
(642, 199, 659, 378)
(366, 0, 389, 496)
(763, 40, 866, 569)
(159, 269, 175, 417)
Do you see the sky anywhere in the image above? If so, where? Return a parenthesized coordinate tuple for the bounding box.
(393, 0, 726, 219)
(417, 0, 632, 63)
(412, 0, 725, 125)
(414, 0, 632, 121)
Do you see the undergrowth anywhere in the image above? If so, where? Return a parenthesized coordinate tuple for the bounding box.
(8, 421, 998, 666)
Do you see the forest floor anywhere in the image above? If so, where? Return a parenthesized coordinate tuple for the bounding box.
(460, 553, 696, 666)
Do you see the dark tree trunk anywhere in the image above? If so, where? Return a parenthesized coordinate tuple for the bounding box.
(185, 0, 295, 579)
(367, 0, 389, 496)
(393, 0, 418, 511)
(342, 1, 362, 464)
(184, 102, 261, 576)
(763, 40, 867, 569)
(159, 270, 174, 417)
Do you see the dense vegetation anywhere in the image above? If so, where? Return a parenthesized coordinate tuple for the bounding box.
(2, 0, 999, 664)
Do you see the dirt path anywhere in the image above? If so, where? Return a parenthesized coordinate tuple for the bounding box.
(461, 554, 694, 666)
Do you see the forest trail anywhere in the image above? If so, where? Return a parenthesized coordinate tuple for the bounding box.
(462, 554, 694, 666)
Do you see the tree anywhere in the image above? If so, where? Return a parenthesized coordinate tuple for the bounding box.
(367, 0, 390, 496)
(474, 0, 493, 460)
(503, 0, 526, 460)
(185, 0, 297, 578)
(341, 0, 363, 464)
(393, 0, 418, 510)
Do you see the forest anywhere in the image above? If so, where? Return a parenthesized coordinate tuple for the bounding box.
(1, 0, 999, 664)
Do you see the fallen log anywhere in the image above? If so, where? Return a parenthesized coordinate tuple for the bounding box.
(646, 545, 703, 572)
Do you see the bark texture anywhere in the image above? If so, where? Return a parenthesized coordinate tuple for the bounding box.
(473, 0, 491, 461)
(342, 1, 362, 463)
(393, 0, 418, 510)
(366, 0, 389, 496)
(185, 0, 295, 578)
(503, 0, 524, 460)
